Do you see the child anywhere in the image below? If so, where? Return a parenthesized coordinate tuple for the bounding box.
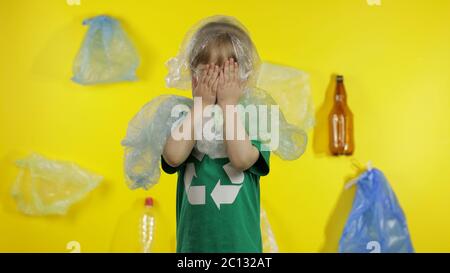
(122, 15, 313, 253)
(161, 20, 270, 253)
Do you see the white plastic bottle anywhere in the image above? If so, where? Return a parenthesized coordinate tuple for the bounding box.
(140, 197, 155, 253)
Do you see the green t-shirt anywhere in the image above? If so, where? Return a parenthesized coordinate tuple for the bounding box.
(162, 140, 270, 253)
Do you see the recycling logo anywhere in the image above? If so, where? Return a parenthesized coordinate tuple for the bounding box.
(183, 152, 244, 210)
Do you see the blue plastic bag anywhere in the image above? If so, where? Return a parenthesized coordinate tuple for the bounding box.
(339, 168, 414, 253)
(72, 15, 139, 85)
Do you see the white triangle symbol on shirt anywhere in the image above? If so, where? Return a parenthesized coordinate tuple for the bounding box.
(184, 163, 205, 205)
(211, 179, 242, 210)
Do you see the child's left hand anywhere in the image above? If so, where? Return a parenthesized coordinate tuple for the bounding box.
(217, 58, 244, 107)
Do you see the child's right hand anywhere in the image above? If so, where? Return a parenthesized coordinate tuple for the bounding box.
(192, 64, 220, 106)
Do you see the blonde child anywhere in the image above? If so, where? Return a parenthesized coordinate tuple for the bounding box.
(162, 20, 270, 253)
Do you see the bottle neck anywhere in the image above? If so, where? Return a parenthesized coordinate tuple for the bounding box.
(335, 82, 347, 103)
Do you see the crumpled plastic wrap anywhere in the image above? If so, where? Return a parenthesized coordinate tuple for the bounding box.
(72, 15, 140, 85)
(256, 62, 314, 133)
(122, 86, 310, 189)
(11, 153, 102, 216)
(261, 207, 279, 253)
(123, 15, 314, 189)
(122, 95, 192, 190)
(339, 168, 414, 253)
(166, 15, 260, 90)
(240, 86, 310, 160)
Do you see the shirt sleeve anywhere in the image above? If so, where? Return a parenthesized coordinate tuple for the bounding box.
(248, 140, 270, 176)
(161, 155, 180, 174)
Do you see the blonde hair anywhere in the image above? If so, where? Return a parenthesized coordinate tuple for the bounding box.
(188, 20, 256, 77)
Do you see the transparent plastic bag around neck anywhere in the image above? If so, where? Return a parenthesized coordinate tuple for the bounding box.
(72, 15, 140, 85)
(122, 89, 307, 190)
(122, 95, 193, 190)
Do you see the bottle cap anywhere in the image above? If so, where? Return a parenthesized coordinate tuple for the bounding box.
(144, 197, 154, 207)
(336, 75, 344, 82)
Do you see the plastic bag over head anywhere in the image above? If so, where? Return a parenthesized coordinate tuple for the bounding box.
(72, 15, 140, 85)
(11, 153, 102, 216)
(339, 167, 414, 253)
(166, 15, 261, 90)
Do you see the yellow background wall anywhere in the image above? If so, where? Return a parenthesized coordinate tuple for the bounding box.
(1, 0, 449, 252)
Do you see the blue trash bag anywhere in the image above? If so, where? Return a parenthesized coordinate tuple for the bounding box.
(72, 15, 139, 85)
(339, 168, 414, 253)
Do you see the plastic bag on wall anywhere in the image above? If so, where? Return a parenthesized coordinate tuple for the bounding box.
(339, 167, 414, 253)
(72, 15, 139, 85)
(11, 153, 102, 216)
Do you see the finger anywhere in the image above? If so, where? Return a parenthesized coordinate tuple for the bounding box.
(201, 64, 209, 84)
(234, 62, 239, 81)
(224, 59, 229, 82)
(212, 75, 219, 93)
(205, 64, 214, 85)
(231, 59, 237, 81)
(209, 65, 219, 87)
(210, 64, 218, 85)
(212, 76, 219, 96)
(229, 58, 235, 80)
(205, 63, 213, 82)
(208, 63, 216, 81)
(219, 69, 224, 86)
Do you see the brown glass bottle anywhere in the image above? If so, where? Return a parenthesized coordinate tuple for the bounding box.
(329, 75, 354, 156)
